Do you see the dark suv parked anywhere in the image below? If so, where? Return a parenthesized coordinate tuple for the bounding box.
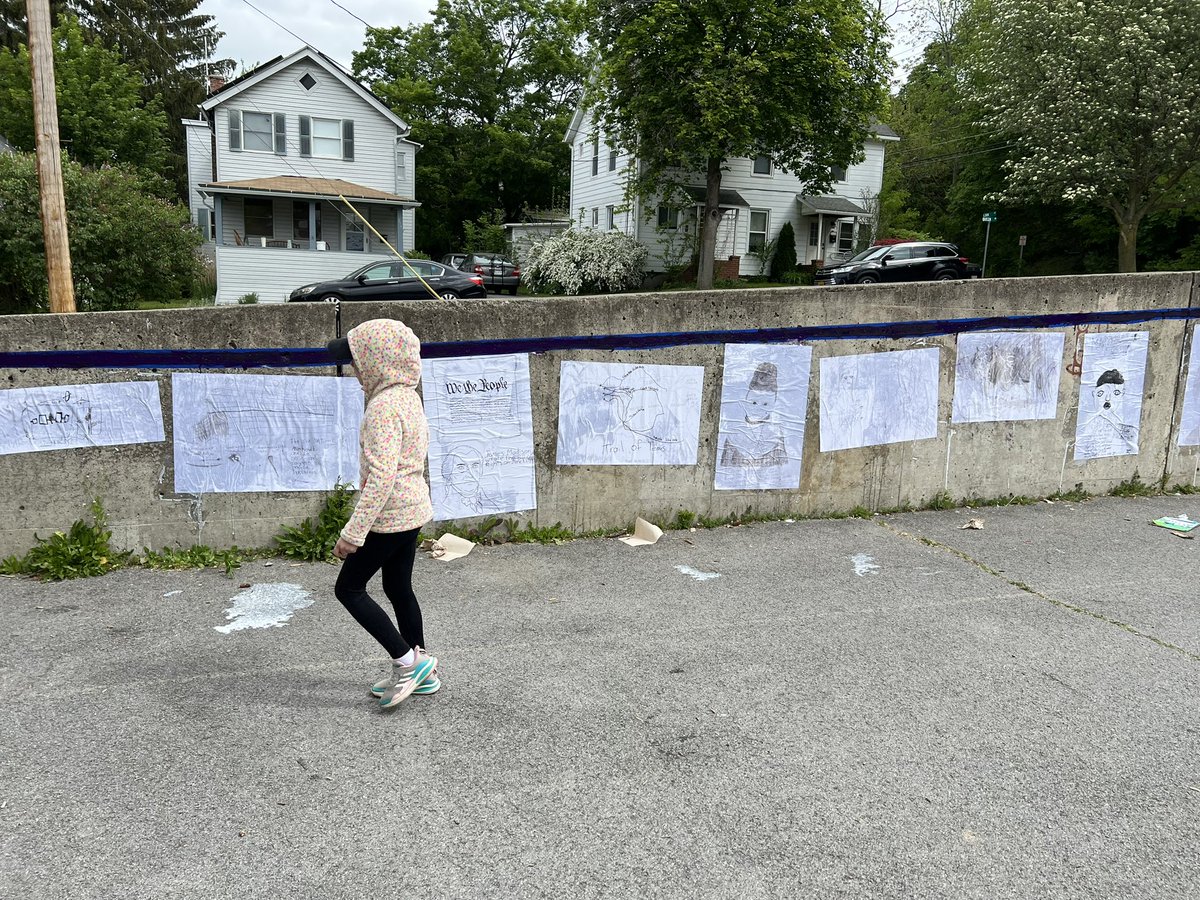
(442, 252, 521, 295)
(815, 242, 981, 286)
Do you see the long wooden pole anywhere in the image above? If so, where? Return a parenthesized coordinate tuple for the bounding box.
(26, 0, 75, 313)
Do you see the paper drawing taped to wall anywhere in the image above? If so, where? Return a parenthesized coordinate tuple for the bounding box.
(1073, 331, 1148, 461)
(172, 373, 362, 493)
(556, 361, 704, 465)
(423, 354, 536, 520)
(819, 348, 940, 452)
(714, 343, 812, 490)
(952, 331, 1064, 423)
(1179, 326, 1200, 447)
(0, 380, 165, 456)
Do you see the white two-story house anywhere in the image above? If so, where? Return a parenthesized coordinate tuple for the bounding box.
(185, 47, 420, 304)
(564, 107, 899, 277)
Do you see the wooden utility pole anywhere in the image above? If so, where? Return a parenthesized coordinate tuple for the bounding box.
(26, 0, 76, 313)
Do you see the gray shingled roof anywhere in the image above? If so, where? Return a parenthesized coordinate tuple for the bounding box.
(680, 186, 750, 207)
(797, 195, 869, 217)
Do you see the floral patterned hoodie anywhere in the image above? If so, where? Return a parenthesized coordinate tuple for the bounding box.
(340, 318, 433, 546)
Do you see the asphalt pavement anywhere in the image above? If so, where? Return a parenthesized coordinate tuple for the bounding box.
(2, 495, 1198, 899)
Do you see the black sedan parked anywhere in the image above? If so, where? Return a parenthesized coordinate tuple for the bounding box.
(288, 258, 487, 302)
(441, 252, 521, 295)
(815, 242, 981, 286)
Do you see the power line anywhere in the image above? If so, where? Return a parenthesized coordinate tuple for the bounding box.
(900, 143, 1017, 169)
(328, 0, 374, 29)
(234, 0, 318, 54)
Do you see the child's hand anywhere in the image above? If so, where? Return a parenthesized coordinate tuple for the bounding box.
(333, 538, 359, 560)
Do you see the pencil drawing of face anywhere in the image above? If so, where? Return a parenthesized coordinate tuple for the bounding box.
(1093, 369, 1125, 420)
(740, 363, 778, 425)
(442, 447, 483, 498)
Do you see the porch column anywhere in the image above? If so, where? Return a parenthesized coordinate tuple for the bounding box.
(214, 194, 224, 247)
(816, 213, 824, 266)
(308, 201, 317, 250)
(395, 208, 404, 253)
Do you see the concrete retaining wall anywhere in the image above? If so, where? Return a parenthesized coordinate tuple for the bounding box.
(2, 273, 1197, 556)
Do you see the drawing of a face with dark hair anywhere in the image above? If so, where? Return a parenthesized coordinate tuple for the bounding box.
(721, 362, 787, 469)
(1093, 368, 1125, 421)
(440, 446, 501, 514)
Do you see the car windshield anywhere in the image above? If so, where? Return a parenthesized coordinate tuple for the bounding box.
(845, 246, 891, 264)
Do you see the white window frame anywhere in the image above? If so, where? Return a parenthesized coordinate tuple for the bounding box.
(809, 221, 819, 247)
(605, 205, 615, 230)
(748, 209, 769, 252)
(608, 148, 618, 172)
(241, 110, 274, 154)
(832, 165, 847, 183)
(838, 220, 855, 252)
(591, 139, 599, 176)
(311, 117, 343, 159)
(591, 207, 599, 227)
(657, 205, 680, 230)
(752, 155, 772, 176)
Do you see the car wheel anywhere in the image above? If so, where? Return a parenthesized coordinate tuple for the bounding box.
(440, 290, 459, 300)
(320, 295, 340, 304)
(935, 271, 958, 281)
(856, 273, 879, 284)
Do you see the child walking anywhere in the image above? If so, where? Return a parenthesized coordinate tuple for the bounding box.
(327, 318, 438, 708)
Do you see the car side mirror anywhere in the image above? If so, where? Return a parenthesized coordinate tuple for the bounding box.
(356, 274, 369, 284)
(881, 257, 890, 265)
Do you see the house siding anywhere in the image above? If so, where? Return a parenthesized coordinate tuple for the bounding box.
(214, 245, 398, 305)
(566, 112, 891, 275)
(184, 119, 214, 238)
(212, 59, 403, 195)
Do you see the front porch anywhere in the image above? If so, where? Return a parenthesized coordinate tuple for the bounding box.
(199, 176, 418, 304)
(796, 194, 871, 267)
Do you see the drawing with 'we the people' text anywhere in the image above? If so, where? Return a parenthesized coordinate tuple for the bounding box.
(423, 354, 536, 519)
(556, 361, 704, 465)
(0, 381, 165, 456)
(172, 373, 362, 493)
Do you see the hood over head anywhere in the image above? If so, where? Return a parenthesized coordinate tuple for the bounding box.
(346, 318, 422, 398)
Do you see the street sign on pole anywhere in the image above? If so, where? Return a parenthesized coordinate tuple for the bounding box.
(1019, 235, 1027, 246)
(982, 212, 998, 223)
(1018, 235, 1027, 277)
(981, 213, 995, 277)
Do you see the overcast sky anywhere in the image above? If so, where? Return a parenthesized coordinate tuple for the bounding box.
(199, 0, 925, 81)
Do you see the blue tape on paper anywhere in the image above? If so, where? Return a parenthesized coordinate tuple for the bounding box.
(0, 307, 1194, 370)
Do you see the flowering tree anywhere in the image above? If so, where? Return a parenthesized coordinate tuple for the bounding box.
(970, 0, 1200, 272)
(523, 228, 648, 295)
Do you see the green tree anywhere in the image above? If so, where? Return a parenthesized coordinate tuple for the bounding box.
(587, 0, 890, 289)
(353, 0, 587, 255)
(770, 222, 796, 281)
(969, 0, 1200, 272)
(0, 152, 202, 313)
(73, 1, 229, 197)
(463, 209, 509, 254)
(0, 16, 169, 173)
(2, 1, 69, 52)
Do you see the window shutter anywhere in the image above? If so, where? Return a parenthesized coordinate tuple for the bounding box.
(273, 113, 286, 155)
(299, 116, 311, 157)
(342, 120, 354, 161)
(229, 109, 242, 151)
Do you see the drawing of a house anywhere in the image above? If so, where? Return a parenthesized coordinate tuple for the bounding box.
(184, 47, 420, 304)
(563, 106, 898, 276)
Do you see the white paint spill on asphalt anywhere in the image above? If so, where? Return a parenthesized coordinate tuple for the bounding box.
(851, 554, 881, 577)
(162, 590, 182, 598)
(215, 583, 313, 634)
(675, 565, 721, 582)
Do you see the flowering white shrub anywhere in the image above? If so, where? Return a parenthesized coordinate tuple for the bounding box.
(522, 228, 648, 295)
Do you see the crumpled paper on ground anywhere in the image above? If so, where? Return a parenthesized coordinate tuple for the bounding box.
(423, 533, 476, 561)
(618, 518, 663, 547)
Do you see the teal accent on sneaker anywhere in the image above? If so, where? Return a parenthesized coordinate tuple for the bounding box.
(378, 656, 437, 708)
(412, 676, 441, 695)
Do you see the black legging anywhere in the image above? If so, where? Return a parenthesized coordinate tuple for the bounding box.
(334, 527, 425, 659)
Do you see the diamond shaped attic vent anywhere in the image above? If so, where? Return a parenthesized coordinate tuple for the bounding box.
(299, 73, 317, 91)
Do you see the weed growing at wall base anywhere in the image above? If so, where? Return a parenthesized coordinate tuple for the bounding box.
(274, 484, 356, 562)
(0, 499, 130, 581)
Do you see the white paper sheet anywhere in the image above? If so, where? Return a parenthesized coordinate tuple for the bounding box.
(819, 348, 941, 452)
(952, 331, 1064, 423)
(0, 380, 165, 456)
(556, 361, 704, 465)
(1073, 331, 1148, 461)
(172, 373, 362, 493)
(422, 354, 536, 520)
(715, 343, 812, 490)
(1179, 326, 1200, 447)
